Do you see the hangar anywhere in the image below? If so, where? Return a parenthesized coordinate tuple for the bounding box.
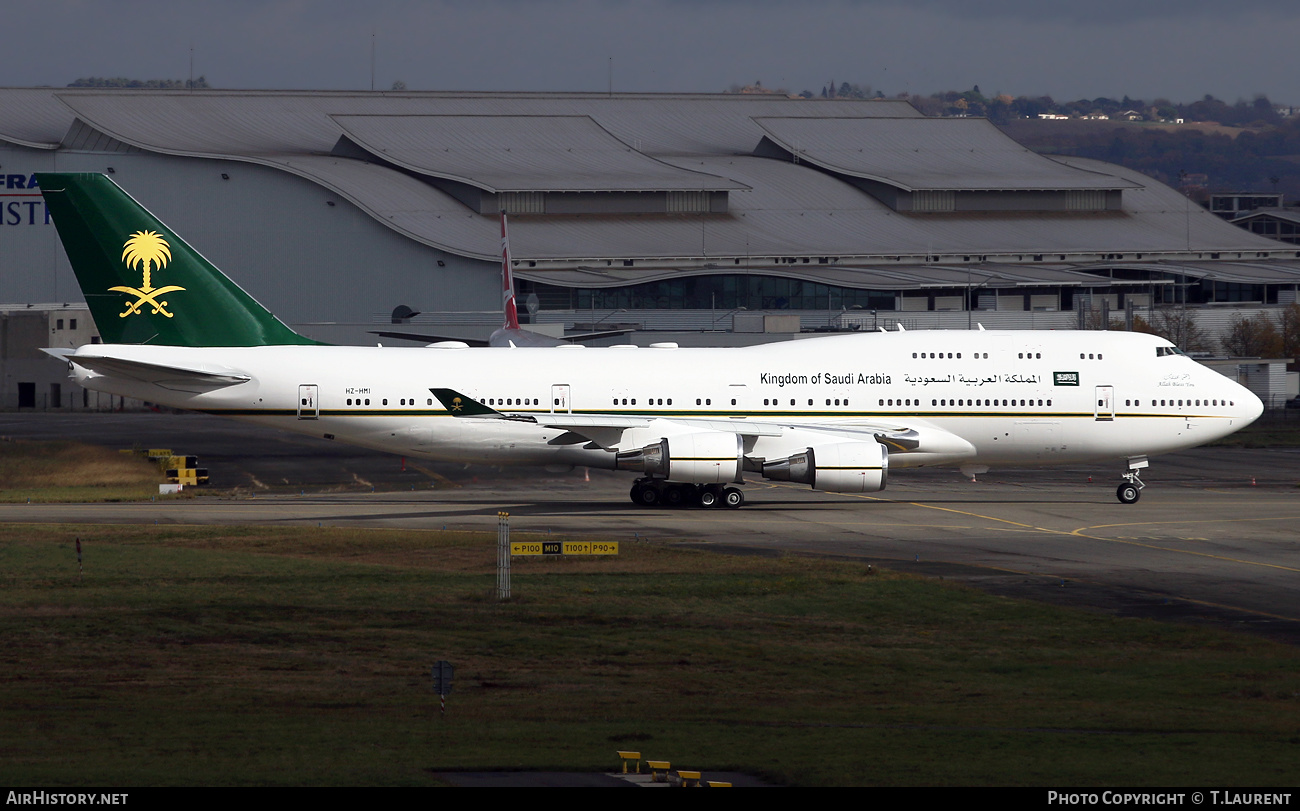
(3, 87, 1299, 357)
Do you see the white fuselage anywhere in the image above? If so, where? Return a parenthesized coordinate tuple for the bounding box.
(65, 330, 1262, 476)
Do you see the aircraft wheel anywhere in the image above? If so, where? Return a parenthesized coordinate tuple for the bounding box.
(699, 487, 720, 508)
(1116, 483, 1140, 504)
(722, 486, 744, 509)
(663, 484, 685, 507)
(632, 483, 660, 507)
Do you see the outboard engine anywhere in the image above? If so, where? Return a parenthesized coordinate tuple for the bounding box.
(616, 431, 743, 484)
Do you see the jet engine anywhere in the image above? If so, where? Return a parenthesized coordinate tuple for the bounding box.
(616, 431, 743, 483)
(761, 442, 888, 493)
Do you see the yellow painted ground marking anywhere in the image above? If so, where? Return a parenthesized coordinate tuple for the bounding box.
(1067, 519, 1300, 574)
(766, 483, 1300, 621)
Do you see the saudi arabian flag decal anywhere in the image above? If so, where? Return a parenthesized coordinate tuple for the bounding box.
(1053, 371, 1080, 386)
(110, 230, 185, 318)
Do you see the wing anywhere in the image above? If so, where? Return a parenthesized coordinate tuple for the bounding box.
(429, 388, 974, 461)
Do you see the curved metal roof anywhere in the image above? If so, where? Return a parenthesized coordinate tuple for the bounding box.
(753, 116, 1133, 192)
(1, 88, 1293, 274)
(330, 114, 746, 192)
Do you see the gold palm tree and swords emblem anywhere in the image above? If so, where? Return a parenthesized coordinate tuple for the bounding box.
(110, 230, 185, 318)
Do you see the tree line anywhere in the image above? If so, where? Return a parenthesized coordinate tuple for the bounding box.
(67, 77, 210, 89)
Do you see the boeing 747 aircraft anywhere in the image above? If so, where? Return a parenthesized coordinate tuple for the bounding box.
(37, 173, 1263, 508)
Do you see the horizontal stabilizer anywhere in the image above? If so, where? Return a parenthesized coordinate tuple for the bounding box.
(429, 388, 521, 419)
(63, 353, 251, 393)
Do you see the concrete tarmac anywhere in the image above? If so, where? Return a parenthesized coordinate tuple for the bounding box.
(5, 412, 1299, 644)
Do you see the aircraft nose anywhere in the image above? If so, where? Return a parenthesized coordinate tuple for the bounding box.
(1241, 389, 1264, 425)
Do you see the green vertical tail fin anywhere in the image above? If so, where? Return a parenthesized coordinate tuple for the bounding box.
(36, 173, 319, 346)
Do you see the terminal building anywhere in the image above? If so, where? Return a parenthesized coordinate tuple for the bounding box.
(2, 88, 1299, 407)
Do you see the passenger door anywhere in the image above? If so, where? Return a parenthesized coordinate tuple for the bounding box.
(1094, 385, 1114, 422)
(550, 384, 571, 414)
(297, 384, 319, 420)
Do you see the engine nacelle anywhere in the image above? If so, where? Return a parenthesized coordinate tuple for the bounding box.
(616, 431, 743, 483)
(761, 441, 888, 493)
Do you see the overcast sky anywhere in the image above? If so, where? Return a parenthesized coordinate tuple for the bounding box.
(7, 1, 1300, 104)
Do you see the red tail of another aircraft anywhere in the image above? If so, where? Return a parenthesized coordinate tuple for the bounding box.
(500, 210, 520, 331)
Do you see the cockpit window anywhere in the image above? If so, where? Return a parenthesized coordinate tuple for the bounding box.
(1156, 346, 1187, 357)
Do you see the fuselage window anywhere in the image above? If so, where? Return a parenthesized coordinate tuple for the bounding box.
(1098, 354, 1103, 360)
(790, 399, 795, 406)
(730, 399, 736, 406)
(346, 398, 352, 406)
(696, 398, 701, 406)
(956, 353, 961, 359)
(706, 399, 711, 405)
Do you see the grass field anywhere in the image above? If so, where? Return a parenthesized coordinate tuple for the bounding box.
(1, 523, 1297, 787)
(1209, 411, 1300, 449)
(0, 440, 166, 503)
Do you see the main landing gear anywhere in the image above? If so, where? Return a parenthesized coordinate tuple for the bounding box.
(629, 478, 744, 509)
(1116, 456, 1148, 504)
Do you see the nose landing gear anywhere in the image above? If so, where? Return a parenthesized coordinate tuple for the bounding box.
(1116, 456, 1148, 504)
